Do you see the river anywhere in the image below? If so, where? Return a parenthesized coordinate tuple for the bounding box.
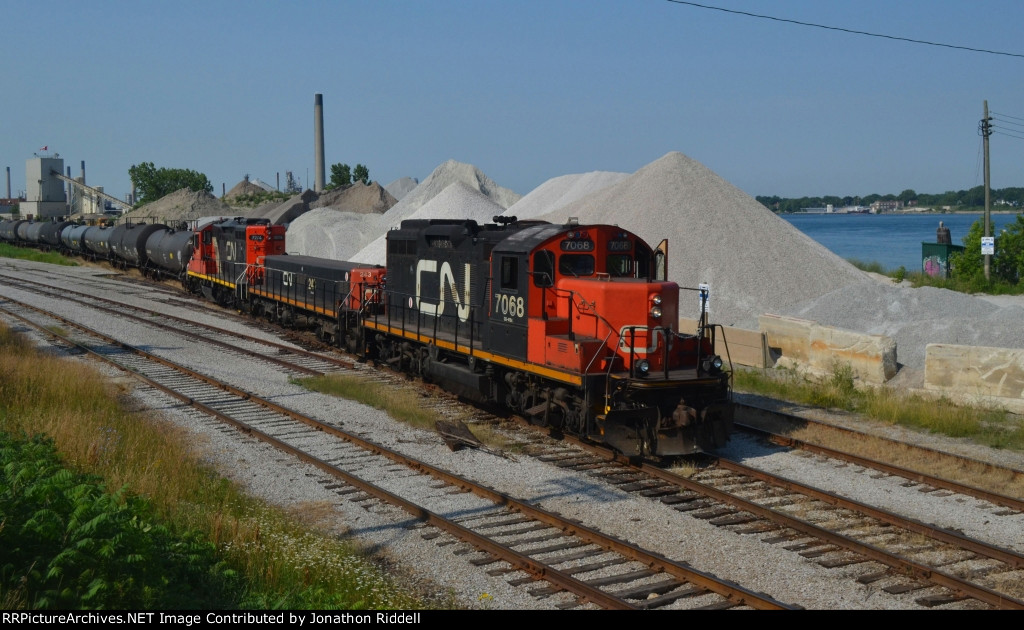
(780, 212, 1020, 272)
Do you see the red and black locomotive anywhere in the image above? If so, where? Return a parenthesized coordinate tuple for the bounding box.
(0, 214, 734, 458)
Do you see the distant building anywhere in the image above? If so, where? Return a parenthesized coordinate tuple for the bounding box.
(21, 157, 68, 219)
(870, 200, 903, 213)
(0, 197, 22, 214)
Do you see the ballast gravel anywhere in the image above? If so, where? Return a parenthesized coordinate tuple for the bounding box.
(1, 258, 1021, 610)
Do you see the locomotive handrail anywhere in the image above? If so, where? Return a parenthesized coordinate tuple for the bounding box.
(582, 329, 616, 375)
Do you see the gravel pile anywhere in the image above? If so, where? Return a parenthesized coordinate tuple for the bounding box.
(533, 152, 868, 328)
(223, 178, 270, 201)
(286, 160, 521, 261)
(283, 208, 382, 261)
(308, 181, 397, 214)
(384, 176, 419, 202)
(351, 182, 507, 264)
(120, 188, 233, 225)
(502, 171, 629, 220)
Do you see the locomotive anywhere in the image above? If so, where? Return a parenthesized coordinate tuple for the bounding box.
(0, 214, 734, 458)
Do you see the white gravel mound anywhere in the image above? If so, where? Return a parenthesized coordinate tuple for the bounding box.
(503, 171, 629, 220)
(384, 176, 419, 201)
(534, 152, 868, 329)
(284, 208, 380, 260)
(288, 160, 521, 261)
(351, 182, 506, 265)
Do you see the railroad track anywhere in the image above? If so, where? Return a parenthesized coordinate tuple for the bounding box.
(506, 426, 1024, 609)
(4, 263, 1023, 608)
(733, 400, 1024, 510)
(0, 292, 793, 610)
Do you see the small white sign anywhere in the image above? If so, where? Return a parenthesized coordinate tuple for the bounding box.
(698, 283, 710, 313)
(982, 237, 995, 256)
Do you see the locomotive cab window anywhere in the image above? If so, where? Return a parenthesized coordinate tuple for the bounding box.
(532, 250, 554, 288)
(607, 254, 633, 277)
(559, 254, 594, 277)
(500, 256, 519, 291)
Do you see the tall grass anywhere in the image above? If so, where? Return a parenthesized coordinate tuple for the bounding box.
(734, 364, 1024, 451)
(0, 323, 433, 610)
(295, 374, 442, 429)
(0, 243, 77, 266)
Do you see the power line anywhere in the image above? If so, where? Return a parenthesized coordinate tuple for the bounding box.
(992, 129, 1024, 142)
(992, 111, 1024, 123)
(991, 118, 1024, 131)
(664, 1, 1024, 59)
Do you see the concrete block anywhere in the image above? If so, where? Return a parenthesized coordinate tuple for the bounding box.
(759, 314, 897, 384)
(809, 325, 898, 383)
(680, 318, 768, 368)
(925, 343, 1024, 401)
(759, 314, 814, 363)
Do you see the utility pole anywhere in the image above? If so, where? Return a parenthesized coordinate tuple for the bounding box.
(981, 100, 993, 281)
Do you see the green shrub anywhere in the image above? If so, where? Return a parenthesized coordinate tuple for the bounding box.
(0, 432, 240, 609)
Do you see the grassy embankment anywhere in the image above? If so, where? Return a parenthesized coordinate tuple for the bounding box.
(0, 323, 439, 610)
(0, 243, 77, 266)
(847, 258, 1024, 296)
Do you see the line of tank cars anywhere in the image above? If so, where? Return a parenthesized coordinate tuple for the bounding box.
(0, 214, 734, 459)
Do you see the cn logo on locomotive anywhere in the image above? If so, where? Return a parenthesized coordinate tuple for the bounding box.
(415, 260, 472, 322)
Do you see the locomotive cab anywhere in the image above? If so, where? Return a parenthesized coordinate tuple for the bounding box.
(500, 220, 733, 457)
(185, 217, 286, 304)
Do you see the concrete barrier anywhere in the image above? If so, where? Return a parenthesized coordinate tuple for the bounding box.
(679, 318, 769, 368)
(925, 343, 1024, 411)
(759, 314, 898, 384)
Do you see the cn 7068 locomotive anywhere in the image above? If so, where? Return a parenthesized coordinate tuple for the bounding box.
(0, 214, 732, 458)
(181, 215, 734, 458)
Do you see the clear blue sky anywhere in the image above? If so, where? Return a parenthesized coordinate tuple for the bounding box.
(4, 0, 1023, 202)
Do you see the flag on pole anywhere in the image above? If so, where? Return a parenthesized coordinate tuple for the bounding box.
(39, 146, 47, 151)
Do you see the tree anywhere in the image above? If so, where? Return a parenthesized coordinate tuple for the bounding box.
(353, 164, 369, 185)
(129, 162, 213, 206)
(950, 213, 1024, 285)
(328, 163, 351, 189)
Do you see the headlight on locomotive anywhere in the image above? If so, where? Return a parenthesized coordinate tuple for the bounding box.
(650, 293, 662, 319)
(702, 355, 724, 374)
(636, 359, 650, 377)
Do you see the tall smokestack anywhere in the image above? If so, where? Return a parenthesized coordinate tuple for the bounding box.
(81, 161, 86, 185)
(314, 93, 325, 192)
(6, 167, 10, 199)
